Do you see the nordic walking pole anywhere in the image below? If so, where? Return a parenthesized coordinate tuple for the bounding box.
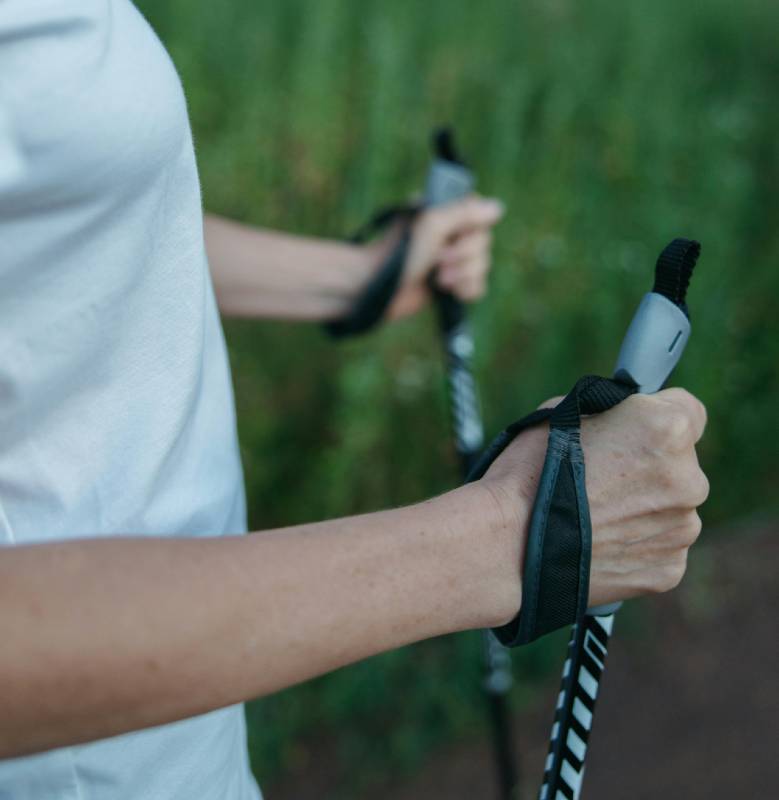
(325, 128, 519, 797)
(539, 239, 701, 800)
(424, 129, 520, 800)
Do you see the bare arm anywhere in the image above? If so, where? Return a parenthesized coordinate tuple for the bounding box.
(204, 197, 505, 321)
(204, 213, 377, 320)
(0, 389, 708, 760)
(0, 484, 521, 760)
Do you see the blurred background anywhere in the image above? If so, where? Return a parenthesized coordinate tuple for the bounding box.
(138, 1, 777, 797)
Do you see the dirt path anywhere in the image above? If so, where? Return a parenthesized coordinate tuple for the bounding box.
(270, 521, 777, 799)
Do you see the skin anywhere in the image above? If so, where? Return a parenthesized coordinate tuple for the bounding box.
(0, 198, 709, 759)
(205, 196, 505, 321)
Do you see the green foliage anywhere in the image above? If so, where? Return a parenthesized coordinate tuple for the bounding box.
(137, 0, 779, 792)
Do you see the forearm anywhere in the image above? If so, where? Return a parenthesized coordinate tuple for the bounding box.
(205, 213, 378, 320)
(0, 484, 523, 759)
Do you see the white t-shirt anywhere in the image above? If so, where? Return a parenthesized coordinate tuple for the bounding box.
(0, 1, 261, 798)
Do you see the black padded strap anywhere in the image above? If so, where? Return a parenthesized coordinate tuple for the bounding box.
(325, 225, 413, 338)
(465, 408, 553, 483)
(348, 203, 419, 245)
(326, 127, 474, 339)
(467, 375, 636, 646)
(325, 203, 418, 338)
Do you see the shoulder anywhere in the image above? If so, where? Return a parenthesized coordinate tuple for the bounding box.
(0, 0, 191, 209)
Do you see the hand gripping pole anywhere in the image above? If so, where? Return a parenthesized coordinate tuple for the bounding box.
(539, 238, 701, 800)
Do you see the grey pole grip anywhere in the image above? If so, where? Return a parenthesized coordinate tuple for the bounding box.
(614, 292, 691, 394)
(541, 239, 700, 800)
(425, 157, 474, 206)
(588, 291, 692, 617)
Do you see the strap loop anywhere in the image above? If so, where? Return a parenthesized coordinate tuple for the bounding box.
(467, 375, 636, 646)
(324, 206, 418, 338)
(549, 374, 635, 429)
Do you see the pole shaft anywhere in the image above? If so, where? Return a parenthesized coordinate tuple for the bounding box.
(426, 132, 520, 798)
(539, 615, 614, 800)
(434, 299, 520, 800)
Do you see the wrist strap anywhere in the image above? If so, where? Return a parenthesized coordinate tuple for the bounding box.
(326, 127, 474, 339)
(467, 375, 636, 646)
(324, 205, 418, 338)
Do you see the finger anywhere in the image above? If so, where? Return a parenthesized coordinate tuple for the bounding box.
(438, 254, 490, 289)
(386, 283, 429, 320)
(686, 452, 710, 508)
(656, 387, 708, 442)
(592, 507, 702, 550)
(450, 272, 487, 301)
(427, 195, 504, 242)
(439, 230, 491, 267)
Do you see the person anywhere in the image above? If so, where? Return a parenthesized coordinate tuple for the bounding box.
(0, 2, 709, 799)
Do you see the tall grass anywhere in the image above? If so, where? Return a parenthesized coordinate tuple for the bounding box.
(138, 0, 778, 791)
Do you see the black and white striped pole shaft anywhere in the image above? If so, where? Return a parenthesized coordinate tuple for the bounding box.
(425, 130, 520, 800)
(539, 240, 700, 800)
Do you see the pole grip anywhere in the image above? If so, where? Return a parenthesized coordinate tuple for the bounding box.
(588, 239, 700, 617)
(424, 140, 483, 468)
(424, 152, 475, 331)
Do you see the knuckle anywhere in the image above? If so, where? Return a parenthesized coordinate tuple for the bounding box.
(664, 387, 695, 406)
(696, 398, 709, 428)
(693, 470, 710, 505)
(646, 405, 692, 448)
(678, 511, 703, 545)
(668, 557, 688, 589)
(678, 466, 709, 507)
(657, 557, 687, 593)
(456, 279, 482, 301)
(460, 196, 481, 220)
(668, 411, 694, 445)
(662, 387, 698, 412)
(692, 395, 708, 428)
(640, 397, 669, 433)
(473, 255, 490, 278)
(458, 255, 479, 277)
(424, 207, 448, 237)
(666, 388, 707, 438)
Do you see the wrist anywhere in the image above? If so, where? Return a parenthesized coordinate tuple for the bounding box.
(436, 481, 528, 630)
(363, 223, 406, 273)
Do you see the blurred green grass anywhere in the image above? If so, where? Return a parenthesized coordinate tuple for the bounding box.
(138, 0, 778, 793)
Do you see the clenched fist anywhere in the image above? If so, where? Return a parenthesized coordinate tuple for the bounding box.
(482, 388, 709, 618)
(368, 195, 505, 319)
